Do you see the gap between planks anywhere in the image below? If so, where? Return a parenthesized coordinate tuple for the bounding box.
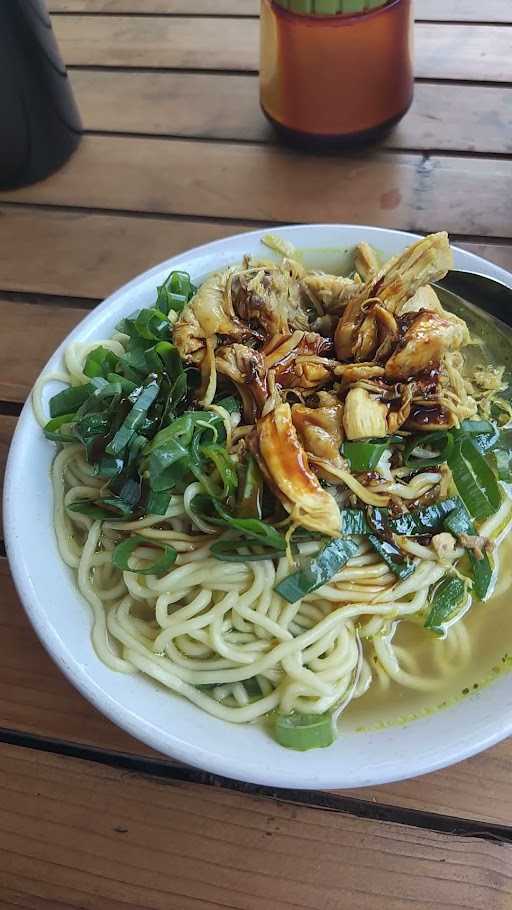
(46, 0, 512, 24)
(0, 727, 511, 845)
(1, 740, 511, 910)
(2, 467, 512, 827)
(1, 137, 511, 238)
(65, 71, 512, 155)
(50, 17, 512, 83)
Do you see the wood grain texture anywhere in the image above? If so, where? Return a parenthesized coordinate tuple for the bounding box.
(0, 208, 512, 304)
(47, 0, 512, 21)
(0, 555, 512, 826)
(2, 137, 512, 238)
(0, 206, 250, 300)
(0, 301, 88, 403)
(2, 742, 511, 910)
(70, 69, 512, 154)
(52, 16, 512, 83)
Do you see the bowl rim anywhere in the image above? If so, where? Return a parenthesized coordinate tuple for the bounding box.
(5, 222, 512, 790)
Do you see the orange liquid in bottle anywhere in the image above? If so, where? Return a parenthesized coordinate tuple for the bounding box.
(260, 0, 414, 147)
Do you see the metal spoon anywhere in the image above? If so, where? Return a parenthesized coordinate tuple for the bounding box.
(433, 270, 512, 374)
(435, 270, 512, 328)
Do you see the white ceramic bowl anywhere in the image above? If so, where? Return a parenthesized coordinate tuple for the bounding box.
(5, 224, 512, 789)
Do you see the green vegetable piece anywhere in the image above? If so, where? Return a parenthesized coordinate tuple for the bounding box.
(43, 413, 77, 442)
(388, 498, 458, 536)
(448, 436, 501, 521)
(201, 444, 238, 498)
(238, 455, 263, 518)
(49, 383, 93, 418)
(343, 440, 388, 472)
(368, 534, 416, 580)
(425, 575, 467, 634)
(214, 395, 241, 415)
(340, 508, 368, 535)
(67, 498, 133, 520)
(273, 712, 335, 751)
(83, 346, 119, 379)
(156, 270, 195, 315)
(112, 535, 177, 575)
(444, 503, 494, 600)
(106, 381, 160, 456)
(210, 538, 285, 562)
(494, 449, 512, 482)
(404, 431, 453, 469)
(275, 538, 359, 604)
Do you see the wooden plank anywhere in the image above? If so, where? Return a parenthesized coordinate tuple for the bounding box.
(48, 0, 512, 23)
(0, 206, 250, 300)
(1, 743, 510, 910)
(417, 0, 512, 23)
(2, 136, 512, 238)
(1, 743, 512, 910)
(1, 554, 512, 826)
(457, 241, 512, 270)
(52, 16, 512, 82)
(0, 301, 88, 404)
(50, 0, 259, 13)
(70, 69, 512, 154)
(0, 209, 511, 305)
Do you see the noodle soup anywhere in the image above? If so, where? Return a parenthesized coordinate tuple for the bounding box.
(34, 231, 512, 752)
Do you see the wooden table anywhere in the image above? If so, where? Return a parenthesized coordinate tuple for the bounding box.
(1, 2, 512, 907)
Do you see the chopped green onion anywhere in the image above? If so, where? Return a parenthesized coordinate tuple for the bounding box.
(388, 499, 458, 536)
(273, 712, 335, 751)
(368, 535, 416, 579)
(214, 395, 240, 415)
(343, 440, 388, 472)
(67, 498, 134, 519)
(494, 449, 512, 482)
(444, 503, 494, 600)
(404, 431, 453, 469)
(340, 508, 369, 535)
(83, 346, 119, 379)
(275, 537, 359, 604)
(237, 455, 263, 518)
(424, 575, 467, 634)
(459, 419, 496, 436)
(210, 538, 284, 562)
(200, 444, 239, 498)
(448, 436, 501, 521)
(106, 381, 160, 456)
(112, 535, 177, 575)
(156, 270, 195, 315)
(49, 383, 93, 418)
(43, 413, 77, 442)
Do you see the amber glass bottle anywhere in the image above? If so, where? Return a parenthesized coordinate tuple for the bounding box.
(260, 0, 413, 148)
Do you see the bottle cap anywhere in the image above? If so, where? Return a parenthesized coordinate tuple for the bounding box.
(272, 0, 389, 14)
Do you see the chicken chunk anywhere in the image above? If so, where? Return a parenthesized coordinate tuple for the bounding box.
(230, 265, 309, 338)
(174, 268, 249, 364)
(256, 403, 341, 537)
(432, 532, 456, 562)
(265, 331, 336, 393)
(354, 242, 380, 282)
(215, 344, 268, 411)
(302, 273, 362, 315)
(343, 388, 388, 440)
(385, 310, 469, 381)
(291, 401, 345, 482)
(335, 232, 453, 360)
(398, 285, 444, 316)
